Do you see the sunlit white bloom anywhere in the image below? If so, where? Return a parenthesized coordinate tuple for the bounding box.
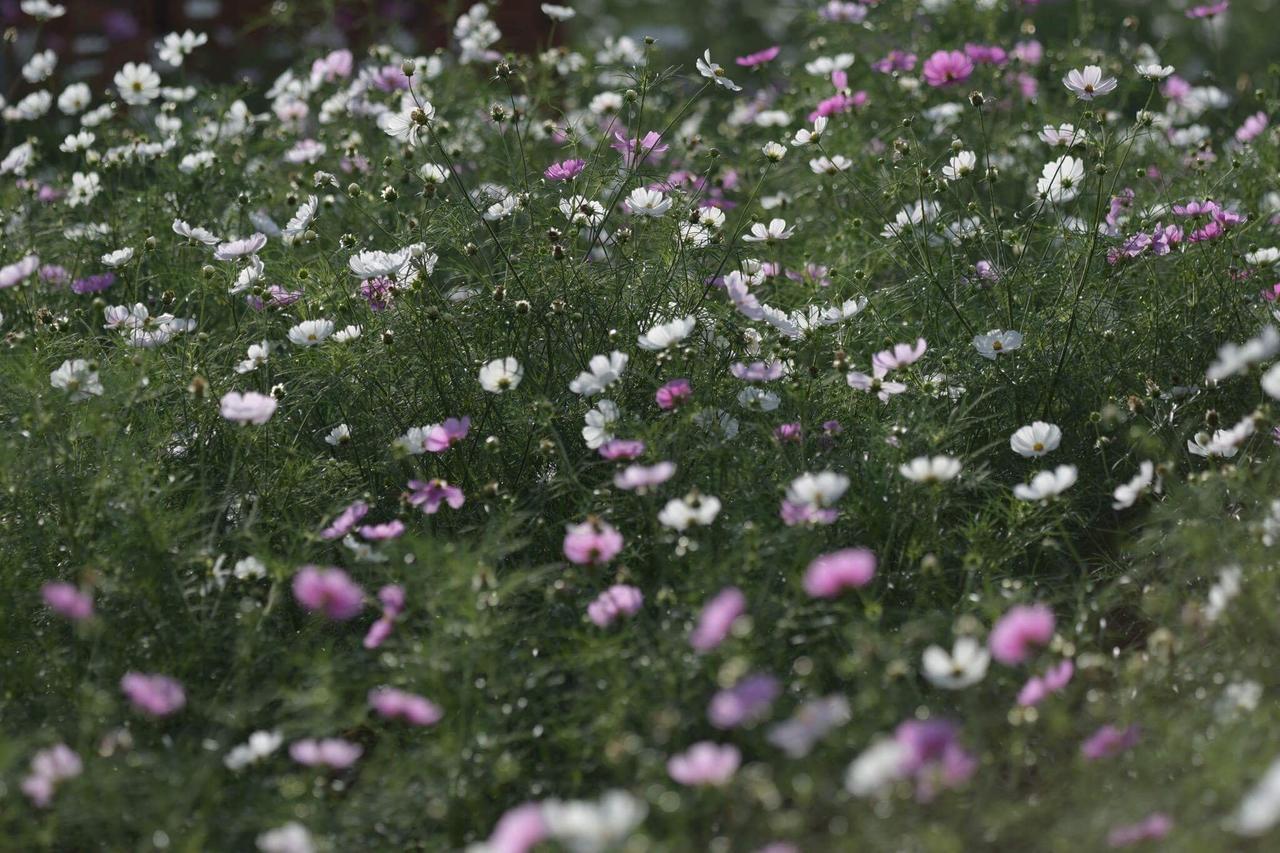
(479, 357, 523, 393)
(214, 233, 267, 261)
(233, 557, 268, 581)
(1207, 327, 1279, 382)
(256, 822, 315, 853)
(1013, 465, 1078, 501)
(922, 637, 990, 689)
(1205, 565, 1242, 623)
(625, 187, 672, 218)
(22, 49, 56, 83)
(1229, 755, 1280, 836)
(804, 54, 854, 76)
(1010, 422, 1062, 458)
(283, 195, 319, 239)
(101, 248, 134, 268)
(540, 790, 647, 852)
(1135, 63, 1174, 80)
(378, 101, 434, 147)
(786, 471, 850, 508)
(942, 150, 978, 181)
(67, 172, 101, 207)
(541, 3, 576, 20)
(1062, 65, 1118, 101)
(50, 359, 103, 401)
(59, 131, 95, 154)
(236, 341, 271, 374)
(419, 163, 449, 185)
(845, 738, 907, 797)
(973, 329, 1023, 359)
(696, 50, 743, 92)
(57, 82, 91, 115)
(582, 400, 620, 449)
(158, 30, 208, 67)
(1036, 155, 1086, 203)
(484, 193, 520, 221)
(333, 325, 361, 343)
(1039, 123, 1086, 147)
(791, 116, 829, 146)
(762, 141, 787, 162)
(324, 424, 352, 447)
(559, 195, 605, 226)
(349, 248, 412, 278)
(808, 155, 852, 175)
(10, 90, 52, 120)
(1113, 461, 1161, 509)
(173, 219, 221, 245)
(570, 351, 628, 396)
(899, 455, 962, 483)
(288, 319, 334, 346)
(638, 316, 695, 351)
(225, 730, 282, 770)
(115, 62, 162, 106)
(658, 493, 722, 530)
(880, 200, 942, 239)
(742, 218, 795, 243)
(21, 1, 66, 20)
(1246, 248, 1280, 266)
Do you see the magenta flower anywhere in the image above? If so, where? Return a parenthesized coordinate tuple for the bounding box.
(321, 500, 369, 540)
(988, 603, 1055, 665)
(690, 586, 747, 652)
(220, 391, 277, 425)
(774, 422, 803, 443)
(735, 45, 780, 68)
(872, 50, 917, 74)
(120, 672, 186, 717)
(563, 517, 624, 565)
(599, 439, 646, 460)
(963, 43, 1008, 67)
(612, 131, 668, 168)
(667, 742, 741, 786)
(922, 50, 975, 88)
(480, 802, 549, 853)
(709, 674, 780, 729)
(587, 584, 644, 627)
(1016, 659, 1075, 707)
(656, 378, 692, 410)
(41, 582, 94, 621)
(1107, 813, 1173, 847)
(544, 158, 586, 181)
(894, 719, 977, 801)
(290, 737, 363, 769)
(803, 548, 876, 598)
(1186, 0, 1229, 18)
(357, 520, 405, 541)
(364, 617, 394, 649)
(1081, 724, 1141, 761)
(425, 416, 471, 452)
(613, 462, 675, 492)
(407, 478, 465, 515)
(292, 565, 365, 620)
(369, 687, 443, 726)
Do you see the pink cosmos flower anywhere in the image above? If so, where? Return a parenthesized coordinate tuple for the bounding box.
(422, 417, 470, 452)
(1081, 724, 1141, 761)
(545, 158, 586, 181)
(480, 803, 549, 853)
(290, 738, 363, 769)
(988, 603, 1055, 665)
(872, 338, 927, 372)
(735, 45, 780, 68)
(407, 478, 465, 515)
(818, 0, 867, 22)
(964, 43, 1008, 66)
(803, 548, 876, 598)
(599, 439, 645, 460)
(774, 423, 803, 443)
(709, 674, 780, 729)
(322, 500, 369, 540)
(1236, 111, 1268, 144)
(612, 131, 668, 168)
(369, 687, 443, 726)
(587, 584, 644, 627)
(667, 742, 741, 786)
(42, 582, 94, 621)
(656, 378, 692, 410)
(292, 565, 365, 620)
(1107, 813, 1173, 847)
(21, 744, 82, 808)
(310, 49, 353, 83)
(563, 518, 624, 565)
(922, 50, 975, 88)
(1013, 40, 1043, 65)
(220, 391, 277, 425)
(895, 719, 977, 801)
(690, 586, 747, 652)
(364, 617, 394, 649)
(121, 672, 186, 717)
(1186, 0, 1228, 18)
(358, 520, 405, 541)
(780, 501, 838, 527)
(872, 50, 917, 74)
(613, 462, 675, 492)
(1016, 659, 1075, 707)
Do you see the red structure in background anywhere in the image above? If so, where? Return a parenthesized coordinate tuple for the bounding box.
(1, 0, 553, 87)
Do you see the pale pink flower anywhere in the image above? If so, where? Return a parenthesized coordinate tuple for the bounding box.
(220, 391, 277, 425)
(988, 603, 1055, 665)
(803, 548, 876, 598)
(667, 742, 741, 786)
(369, 687, 443, 726)
(690, 586, 746, 652)
(121, 672, 186, 717)
(563, 518, 624, 565)
(587, 584, 644, 627)
(292, 565, 365, 620)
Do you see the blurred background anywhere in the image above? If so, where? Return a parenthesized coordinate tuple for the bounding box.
(1, 0, 1278, 97)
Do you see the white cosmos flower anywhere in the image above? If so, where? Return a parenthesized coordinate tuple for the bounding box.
(256, 822, 314, 853)
(173, 219, 221, 245)
(1013, 465, 1078, 501)
(324, 424, 352, 447)
(332, 324, 362, 343)
(236, 341, 270, 374)
(921, 637, 990, 689)
(1135, 63, 1174, 80)
(157, 30, 208, 67)
(224, 730, 282, 771)
(899, 455, 962, 483)
(845, 738, 907, 797)
(484, 194, 519, 221)
(657, 493, 722, 530)
(479, 357, 523, 393)
(1010, 422, 1062, 458)
(540, 790, 647, 851)
(582, 400, 620, 449)
(1229, 755, 1280, 836)
(287, 319, 334, 346)
(1262, 362, 1280, 399)
(114, 62, 161, 105)
(1036, 155, 1086, 203)
(695, 50, 742, 92)
(214, 233, 267, 261)
(349, 248, 412, 278)
(541, 4, 576, 21)
(1207, 326, 1280, 382)
(942, 150, 978, 181)
(283, 195, 319, 239)
(625, 187, 672, 218)
(637, 316, 695, 351)
(101, 248, 134, 267)
(737, 387, 780, 411)
(569, 351, 628, 396)
(762, 141, 787, 161)
(57, 82, 91, 114)
(791, 116, 829, 146)
(1113, 461, 1161, 509)
(50, 359, 103, 401)
(973, 329, 1023, 359)
(1062, 65, 1118, 101)
(785, 471, 850, 508)
(742, 218, 795, 243)
(1246, 247, 1280, 266)
(1040, 123, 1086, 147)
